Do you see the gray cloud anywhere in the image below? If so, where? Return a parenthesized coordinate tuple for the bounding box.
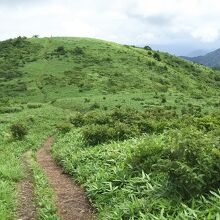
(127, 11, 174, 27)
(0, 0, 220, 55)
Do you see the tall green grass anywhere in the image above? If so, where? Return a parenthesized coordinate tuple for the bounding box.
(52, 107, 220, 219)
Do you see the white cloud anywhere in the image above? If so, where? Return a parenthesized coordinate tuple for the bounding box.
(192, 26, 219, 42)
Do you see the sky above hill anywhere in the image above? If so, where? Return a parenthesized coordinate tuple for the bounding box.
(0, 0, 220, 55)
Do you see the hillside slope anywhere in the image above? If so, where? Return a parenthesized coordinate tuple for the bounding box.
(0, 37, 219, 105)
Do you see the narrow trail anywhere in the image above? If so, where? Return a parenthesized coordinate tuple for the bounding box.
(17, 153, 36, 220)
(36, 137, 93, 220)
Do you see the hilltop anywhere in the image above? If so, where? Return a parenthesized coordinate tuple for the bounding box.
(0, 36, 219, 106)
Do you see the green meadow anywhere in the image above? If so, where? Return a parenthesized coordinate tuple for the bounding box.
(0, 36, 220, 219)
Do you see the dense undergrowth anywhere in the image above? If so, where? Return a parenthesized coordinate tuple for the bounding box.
(52, 107, 220, 219)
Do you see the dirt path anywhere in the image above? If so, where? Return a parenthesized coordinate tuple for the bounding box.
(17, 153, 36, 220)
(36, 137, 93, 220)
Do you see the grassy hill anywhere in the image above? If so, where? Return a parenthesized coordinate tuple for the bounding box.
(1, 37, 220, 103)
(0, 37, 220, 219)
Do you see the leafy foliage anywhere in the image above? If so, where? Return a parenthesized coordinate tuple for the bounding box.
(56, 123, 72, 134)
(131, 128, 220, 199)
(10, 123, 27, 140)
(70, 107, 175, 146)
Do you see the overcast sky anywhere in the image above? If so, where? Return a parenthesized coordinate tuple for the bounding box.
(0, 0, 220, 55)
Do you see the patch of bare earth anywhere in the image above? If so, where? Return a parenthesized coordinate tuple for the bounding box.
(16, 154, 36, 220)
(36, 137, 93, 220)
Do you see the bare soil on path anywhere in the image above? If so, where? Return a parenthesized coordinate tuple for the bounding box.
(36, 137, 93, 220)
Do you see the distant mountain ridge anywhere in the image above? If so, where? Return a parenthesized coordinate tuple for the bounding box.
(182, 48, 220, 69)
(186, 49, 211, 57)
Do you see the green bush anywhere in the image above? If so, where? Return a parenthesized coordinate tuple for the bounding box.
(110, 108, 142, 124)
(195, 116, 218, 131)
(0, 106, 23, 114)
(113, 122, 139, 141)
(130, 129, 220, 200)
(69, 112, 85, 127)
(82, 122, 139, 146)
(72, 47, 84, 55)
(10, 123, 27, 140)
(129, 135, 168, 173)
(82, 124, 114, 146)
(161, 96, 167, 103)
(27, 103, 42, 109)
(164, 129, 220, 199)
(84, 111, 111, 125)
(56, 123, 72, 134)
(55, 46, 66, 55)
(153, 52, 161, 61)
(144, 45, 152, 50)
(137, 120, 155, 133)
(69, 107, 177, 146)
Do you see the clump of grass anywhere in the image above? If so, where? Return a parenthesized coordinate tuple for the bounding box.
(27, 103, 42, 109)
(30, 155, 59, 220)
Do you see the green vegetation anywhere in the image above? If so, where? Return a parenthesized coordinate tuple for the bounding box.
(52, 108, 220, 219)
(0, 105, 65, 219)
(10, 123, 28, 140)
(31, 155, 59, 220)
(0, 36, 220, 219)
(69, 107, 176, 146)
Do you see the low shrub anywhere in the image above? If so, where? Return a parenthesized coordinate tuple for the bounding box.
(130, 129, 220, 200)
(83, 111, 111, 125)
(55, 46, 66, 55)
(144, 45, 152, 50)
(10, 123, 27, 140)
(84, 98, 90, 103)
(137, 120, 155, 133)
(81, 122, 139, 146)
(69, 112, 85, 127)
(72, 47, 84, 55)
(153, 52, 161, 61)
(195, 116, 218, 131)
(82, 124, 114, 146)
(70, 107, 177, 146)
(164, 129, 220, 199)
(27, 103, 42, 109)
(0, 106, 23, 114)
(113, 122, 139, 141)
(130, 136, 166, 173)
(56, 123, 72, 134)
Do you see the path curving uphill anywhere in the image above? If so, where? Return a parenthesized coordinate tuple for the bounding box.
(36, 137, 93, 220)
